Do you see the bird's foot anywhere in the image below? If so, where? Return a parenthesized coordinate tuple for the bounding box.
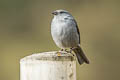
(58, 49, 74, 56)
(62, 48, 75, 56)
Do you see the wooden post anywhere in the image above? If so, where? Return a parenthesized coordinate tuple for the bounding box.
(20, 51, 76, 80)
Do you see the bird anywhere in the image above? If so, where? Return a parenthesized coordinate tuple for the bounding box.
(51, 9, 89, 65)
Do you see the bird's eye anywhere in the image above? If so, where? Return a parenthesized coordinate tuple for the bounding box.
(60, 12, 64, 14)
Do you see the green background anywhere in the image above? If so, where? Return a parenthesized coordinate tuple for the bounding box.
(0, 0, 120, 80)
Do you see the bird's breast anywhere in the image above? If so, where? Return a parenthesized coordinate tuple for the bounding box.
(51, 18, 79, 48)
(51, 20, 66, 39)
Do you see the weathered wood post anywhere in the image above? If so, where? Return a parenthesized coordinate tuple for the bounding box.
(20, 51, 76, 80)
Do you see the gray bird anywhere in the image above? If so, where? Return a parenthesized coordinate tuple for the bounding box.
(51, 9, 89, 65)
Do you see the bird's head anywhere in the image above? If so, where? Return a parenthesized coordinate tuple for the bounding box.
(52, 9, 71, 17)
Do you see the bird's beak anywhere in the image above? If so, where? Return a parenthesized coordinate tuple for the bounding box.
(52, 11, 57, 15)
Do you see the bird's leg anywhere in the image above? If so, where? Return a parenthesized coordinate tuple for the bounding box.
(63, 48, 75, 56)
(60, 49, 64, 51)
(70, 48, 75, 56)
(60, 49, 67, 52)
(58, 49, 64, 53)
(60, 49, 69, 53)
(70, 48, 72, 53)
(57, 49, 67, 56)
(65, 49, 68, 52)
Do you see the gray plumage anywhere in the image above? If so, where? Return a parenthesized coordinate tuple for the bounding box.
(51, 10, 89, 65)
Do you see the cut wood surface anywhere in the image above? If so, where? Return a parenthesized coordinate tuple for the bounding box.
(20, 51, 76, 80)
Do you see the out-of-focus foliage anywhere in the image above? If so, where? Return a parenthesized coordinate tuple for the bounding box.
(0, 0, 120, 80)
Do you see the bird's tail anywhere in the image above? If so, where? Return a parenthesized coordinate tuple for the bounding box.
(72, 45, 89, 65)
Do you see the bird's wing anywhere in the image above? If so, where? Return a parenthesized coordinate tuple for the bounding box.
(72, 19, 80, 44)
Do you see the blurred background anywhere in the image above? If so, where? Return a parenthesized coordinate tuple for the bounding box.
(0, 0, 120, 80)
